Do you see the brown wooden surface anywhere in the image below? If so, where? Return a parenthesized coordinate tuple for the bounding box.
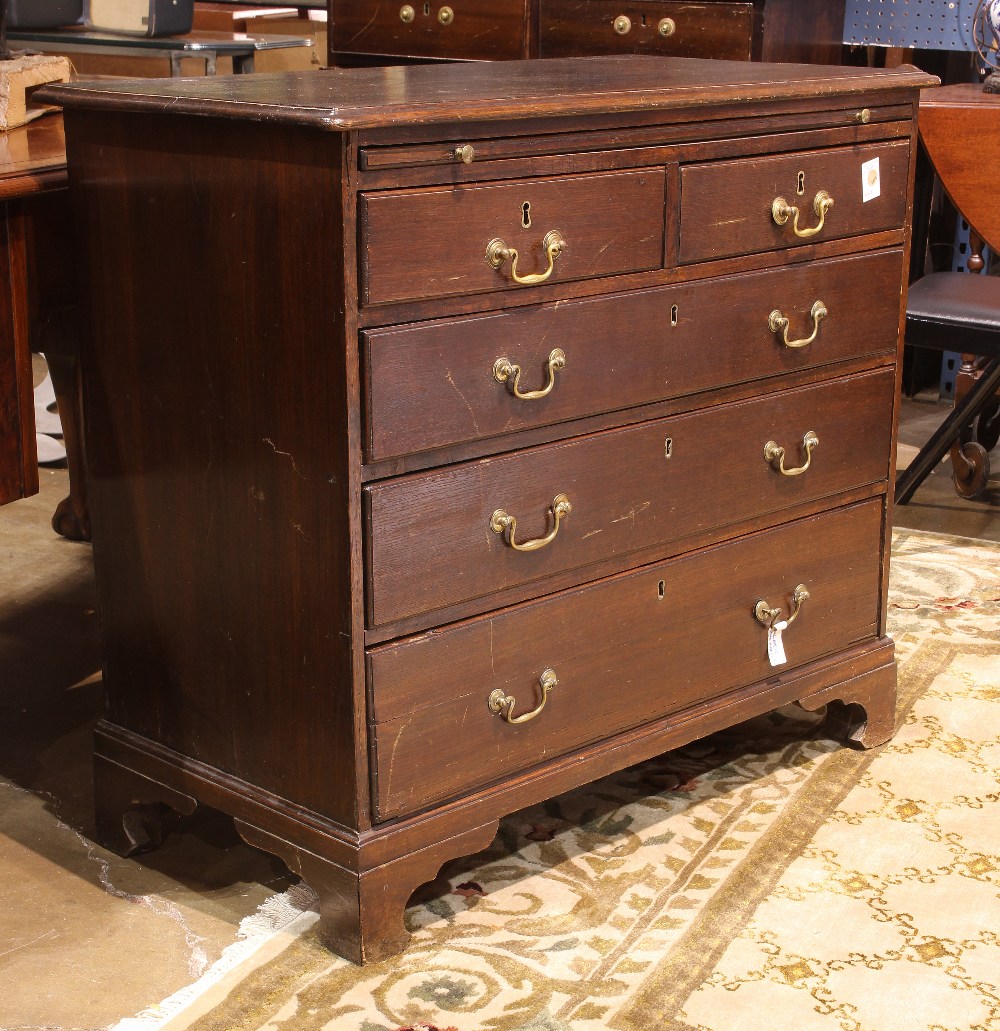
(538, 1, 753, 60)
(0, 115, 68, 508)
(364, 249, 903, 461)
(360, 167, 665, 306)
(918, 82, 1000, 255)
(55, 60, 930, 962)
(366, 369, 894, 628)
(330, 0, 529, 62)
(65, 110, 365, 825)
(370, 499, 883, 819)
(38, 57, 936, 130)
(679, 139, 911, 264)
(326, 0, 845, 67)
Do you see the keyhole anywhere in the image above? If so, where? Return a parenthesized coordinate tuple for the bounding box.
(796, 171, 806, 196)
(664, 437, 673, 459)
(658, 580, 666, 599)
(521, 201, 532, 228)
(670, 304, 678, 326)
(423, 2, 429, 13)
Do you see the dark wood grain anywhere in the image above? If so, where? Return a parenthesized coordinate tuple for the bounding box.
(359, 167, 666, 305)
(0, 204, 36, 506)
(539, 1, 753, 60)
(38, 57, 936, 131)
(370, 500, 883, 818)
(330, 0, 529, 62)
(54, 59, 930, 963)
(0, 116, 70, 508)
(365, 370, 894, 628)
(364, 249, 903, 461)
(66, 110, 363, 825)
(679, 139, 911, 264)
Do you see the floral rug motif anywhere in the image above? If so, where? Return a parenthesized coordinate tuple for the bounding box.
(148, 529, 1000, 1031)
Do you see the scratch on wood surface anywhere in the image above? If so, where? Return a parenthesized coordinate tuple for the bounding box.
(446, 370, 481, 435)
(611, 501, 651, 528)
(262, 437, 307, 479)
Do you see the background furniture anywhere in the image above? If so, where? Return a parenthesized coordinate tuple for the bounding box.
(895, 81, 1000, 502)
(9, 27, 311, 75)
(0, 117, 67, 509)
(46, 55, 934, 964)
(328, 0, 848, 66)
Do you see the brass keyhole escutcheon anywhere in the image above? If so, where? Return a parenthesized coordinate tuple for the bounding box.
(658, 16, 675, 36)
(614, 14, 631, 34)
(399, 4, 415, 22)
(521, 201, 532, 229)
(796, 171, 806, 196)
(438, 5, 454, 24)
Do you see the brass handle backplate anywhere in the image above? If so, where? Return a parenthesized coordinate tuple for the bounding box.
(489, 668, 558, 725)
(614, 14, 631, 33)
(491, 493, 571, 552)
(755, 584, 810, 627)
(658, 16, 676, 35)
(768, 300, 828, 349)
(438, 5, 454, 24)
(487, 230, 565, 286)
(399, 4, 415, 22)
(771, 189, 834, 238)
(493, 348, 566, 400)
(764, 430, 819, 476)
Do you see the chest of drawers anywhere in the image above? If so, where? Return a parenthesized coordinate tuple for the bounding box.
(329, 0, 847, 67)
(45, 55, 936, 964)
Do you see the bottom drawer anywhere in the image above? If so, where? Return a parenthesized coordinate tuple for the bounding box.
(369, 499, 884, 820)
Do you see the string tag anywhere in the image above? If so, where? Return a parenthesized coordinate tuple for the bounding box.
(767, 619, 788, 667)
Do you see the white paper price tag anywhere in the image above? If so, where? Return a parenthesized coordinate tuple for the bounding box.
(767, 619, 788, 667)
(862, 157, 881, 203)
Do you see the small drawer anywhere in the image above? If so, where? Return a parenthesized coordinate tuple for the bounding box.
(364, 369, 894, 628)
(359, 167, 666, 306)
(368, 499, 883, 819)
(330, 0, 527, 61)
(679, 140, 910, 264)
(363, 249, 903, 462)
(539, 0, 753, 60)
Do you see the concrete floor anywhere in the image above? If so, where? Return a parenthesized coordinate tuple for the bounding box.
(0, 394, 996, 1030)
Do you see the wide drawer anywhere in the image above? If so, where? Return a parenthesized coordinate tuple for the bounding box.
(359, 168, 666, 306)
(539, 0, 753, 60)
(330, 0, 527, 61)
(364, 249, 903, 462)
(369, 499, 884, 819)
(365, 368, 894, 628)
(679, 140, 910, 264)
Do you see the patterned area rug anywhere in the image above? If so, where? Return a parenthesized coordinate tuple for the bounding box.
(145, 528, 1000, 1031)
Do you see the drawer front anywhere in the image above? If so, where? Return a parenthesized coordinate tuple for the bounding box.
(365, 369, 894, 627)
(360, 168, 666, 306)
(364, 249, 903, 461)
(330, 0, 527, 61)
(369, 499, 884, 819)
(679, 140, 911, 264)
(539, 0, 753, 60)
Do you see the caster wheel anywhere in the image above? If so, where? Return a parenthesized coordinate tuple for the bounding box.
(974, 399, 1000, 453)
(952, 441, 990, 499)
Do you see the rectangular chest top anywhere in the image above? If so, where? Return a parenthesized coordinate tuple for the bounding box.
(38, 55, 936, 130)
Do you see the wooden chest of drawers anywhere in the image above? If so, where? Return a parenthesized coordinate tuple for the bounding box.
(329, 0, 848, 67)
(45, 56, 936, 963)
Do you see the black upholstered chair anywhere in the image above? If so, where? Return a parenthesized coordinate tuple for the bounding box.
(894, 148, 1000, 506)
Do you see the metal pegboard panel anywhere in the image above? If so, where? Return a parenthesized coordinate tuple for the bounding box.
(844, 0, 978, 50)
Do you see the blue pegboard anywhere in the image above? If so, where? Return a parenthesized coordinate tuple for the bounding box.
(844, 0, 979, 50)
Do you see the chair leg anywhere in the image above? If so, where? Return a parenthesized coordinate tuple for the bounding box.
(895, 356, 1000, 505)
